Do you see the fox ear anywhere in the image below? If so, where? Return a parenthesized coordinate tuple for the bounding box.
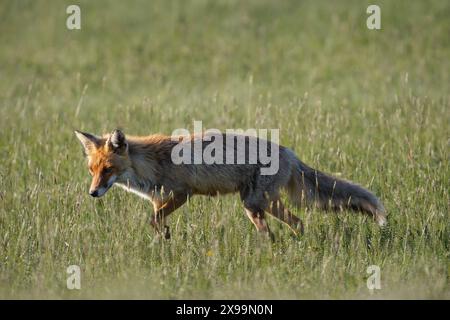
(107, 129, 127, 154)
(74, 130, 101, 155)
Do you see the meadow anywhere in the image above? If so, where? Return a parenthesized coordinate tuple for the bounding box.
(0, 0, 448, 299)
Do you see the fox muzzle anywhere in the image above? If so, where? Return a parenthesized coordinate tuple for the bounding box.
(89, 175, 117, 198)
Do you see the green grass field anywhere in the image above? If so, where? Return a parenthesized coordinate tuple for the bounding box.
(0, 0, 448, 299)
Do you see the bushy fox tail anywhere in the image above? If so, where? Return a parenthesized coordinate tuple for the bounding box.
(287, 158, 387, 226)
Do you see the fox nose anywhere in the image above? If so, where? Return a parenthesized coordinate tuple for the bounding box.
(89, 190, 98, 197)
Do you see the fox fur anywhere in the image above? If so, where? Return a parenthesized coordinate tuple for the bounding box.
(75, 129, 386, 239)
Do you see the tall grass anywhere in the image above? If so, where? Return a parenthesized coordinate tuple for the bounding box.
(0, 0, 448, 298)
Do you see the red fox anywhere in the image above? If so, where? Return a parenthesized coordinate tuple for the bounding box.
(75, 129, 386, 239)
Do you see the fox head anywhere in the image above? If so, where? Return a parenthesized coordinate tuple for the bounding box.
(74, 129, 131, 197)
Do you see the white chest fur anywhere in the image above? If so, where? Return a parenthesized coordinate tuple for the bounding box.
(115, 183, 153, 200)
(115, 170, 155, 201)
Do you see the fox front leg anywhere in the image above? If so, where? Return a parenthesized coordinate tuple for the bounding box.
(150, 210, 171, 239)
(150, 194, 188, 239)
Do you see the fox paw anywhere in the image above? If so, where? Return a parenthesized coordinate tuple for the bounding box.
(163, 226, 171, 239)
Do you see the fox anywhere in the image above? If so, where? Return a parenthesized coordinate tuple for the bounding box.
(74, 129, 386, 240)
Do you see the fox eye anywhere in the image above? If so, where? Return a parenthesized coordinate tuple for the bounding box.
(103, 167, 112, 174)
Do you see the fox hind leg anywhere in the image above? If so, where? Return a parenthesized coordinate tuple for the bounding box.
(244, 208, 275, 241)
(240, 186, 275, 240)
(266, 199, 304, 236)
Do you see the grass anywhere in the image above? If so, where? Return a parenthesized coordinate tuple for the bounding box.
(0, 0, 448, 299)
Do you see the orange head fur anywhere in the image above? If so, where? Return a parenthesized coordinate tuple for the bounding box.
(75, 129, 130, 197)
